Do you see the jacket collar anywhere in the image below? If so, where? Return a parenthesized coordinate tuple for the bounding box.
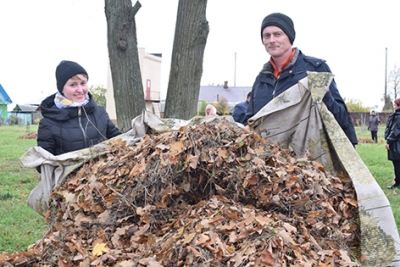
(261, 48, 300, 74)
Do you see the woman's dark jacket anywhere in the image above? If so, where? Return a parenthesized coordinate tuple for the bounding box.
(368, 114, 380, 131)
(37, 93, 122, 156)
(385, 109, 400, 161)
(244, 48, 358, 146)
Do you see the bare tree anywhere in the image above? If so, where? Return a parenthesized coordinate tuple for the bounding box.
(383, 94, 393, 112)
(105, 0, 145, 132)
(164, 0, 209, 119)
(389, 64, 400, 100)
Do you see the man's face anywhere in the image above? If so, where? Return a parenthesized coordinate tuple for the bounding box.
(262, 26, 292, 58)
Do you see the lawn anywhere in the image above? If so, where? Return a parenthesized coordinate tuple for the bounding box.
(0, 124, 398, 253)
(0, 125, 48, 253)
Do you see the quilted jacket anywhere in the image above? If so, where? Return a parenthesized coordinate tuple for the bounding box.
(37, 93, 121, 155)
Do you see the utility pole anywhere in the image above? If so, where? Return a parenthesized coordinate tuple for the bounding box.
(385, 47, 387, 100)
(234, 52, 237, 87)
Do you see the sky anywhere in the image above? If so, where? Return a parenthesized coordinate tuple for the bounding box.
(1, 0, 400, 111)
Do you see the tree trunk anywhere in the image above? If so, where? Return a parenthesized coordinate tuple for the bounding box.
(105, 0, 145, 132)
(164, 0, 209, 119)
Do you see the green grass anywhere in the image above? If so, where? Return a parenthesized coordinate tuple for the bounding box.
(0, 125, 48, 253)
(0, 124, 399, 253)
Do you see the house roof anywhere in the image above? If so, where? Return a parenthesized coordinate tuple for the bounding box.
(160, 84, 252, 113)
(0, 84, 12, 104)
(11, 104, 39, 113)
(198, 85, 251, 104)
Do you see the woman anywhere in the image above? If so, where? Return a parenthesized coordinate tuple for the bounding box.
(37, 60, 121, 156)
(205, 104, 217, 116)
(368, 110, 380, 143)
(385, 98, 400, 189)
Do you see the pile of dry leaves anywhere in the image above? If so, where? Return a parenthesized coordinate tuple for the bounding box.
(0, 119, 360, 266)
(19, 132, 38, 140)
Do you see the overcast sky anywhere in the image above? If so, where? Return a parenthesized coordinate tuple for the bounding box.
(1, 0, 400, 111)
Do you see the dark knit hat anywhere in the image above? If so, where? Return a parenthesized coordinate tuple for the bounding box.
(260, 13, 296, 44)
(56, 60, 88, 93)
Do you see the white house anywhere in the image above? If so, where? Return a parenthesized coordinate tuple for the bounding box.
(106, 47, 162, 121)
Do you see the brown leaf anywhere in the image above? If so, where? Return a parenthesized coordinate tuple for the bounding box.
(195, 233, 210, 246)
(186, 246, 201, 258)
(170, 140, 185, 155)
(185, 154, 199, 169)
(260, 249, 275, 265)
(128, 157, 146, 178)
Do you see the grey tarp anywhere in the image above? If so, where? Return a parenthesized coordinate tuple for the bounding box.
(248, 71, 400, 267)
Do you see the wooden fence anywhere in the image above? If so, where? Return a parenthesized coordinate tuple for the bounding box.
(349, 112, 391, 126)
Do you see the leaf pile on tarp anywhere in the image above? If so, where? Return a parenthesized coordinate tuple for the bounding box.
(0, 119, 360, 266)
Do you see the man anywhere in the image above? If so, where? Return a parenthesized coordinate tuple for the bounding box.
(244, 13, 357, 146)
(232, 91, 251, 124)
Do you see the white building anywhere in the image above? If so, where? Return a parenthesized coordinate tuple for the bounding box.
(106, 48, 162, 121)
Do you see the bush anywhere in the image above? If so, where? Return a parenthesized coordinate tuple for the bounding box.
(7, 115, 21, 125)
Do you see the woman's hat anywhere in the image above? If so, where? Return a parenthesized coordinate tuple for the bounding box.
(56, 60, 88, 93)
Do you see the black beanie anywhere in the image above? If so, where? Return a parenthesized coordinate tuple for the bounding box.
(260, 13, 296, 44)
(56, 60, 88, 93)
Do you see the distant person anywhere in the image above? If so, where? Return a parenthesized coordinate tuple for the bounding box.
(368, 110, 380, 143)
(244, 12, 357, 146)
(385, 98, 400, 189)
(37, 60, 121, 156)
(232, 91, 251, 124)
(205, 104, 217, 116)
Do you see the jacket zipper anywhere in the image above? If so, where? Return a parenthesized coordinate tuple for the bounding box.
(272, 80, 279, 98)
(78, 107, 88, 147)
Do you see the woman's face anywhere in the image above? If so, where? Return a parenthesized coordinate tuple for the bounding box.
(62, 74, 88, 103)
(394, 102, 400, 110)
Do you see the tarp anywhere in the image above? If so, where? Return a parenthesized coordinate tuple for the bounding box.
(21, 72, 400, 265)
(248, 71, 400, 267)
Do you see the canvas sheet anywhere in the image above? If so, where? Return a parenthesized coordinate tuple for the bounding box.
(248, 71, 400, 267)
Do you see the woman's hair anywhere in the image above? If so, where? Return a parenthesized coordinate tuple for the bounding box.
(205, 104, 217, 115)
(395, 98, 400, 106)
(72, 74, 88, 81)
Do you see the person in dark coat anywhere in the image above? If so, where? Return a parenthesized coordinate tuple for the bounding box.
(232, 91, 251, 124)
(385, 98, 400, 189)
(368, 110, 380, 143)
(37, 60, 121, 156)
(244, 13, 358, 146)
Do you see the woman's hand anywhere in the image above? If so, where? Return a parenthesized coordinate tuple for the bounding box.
(386, 144, 390, 150)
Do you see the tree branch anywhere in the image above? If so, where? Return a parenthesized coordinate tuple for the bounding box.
(130, 1, 142, 20)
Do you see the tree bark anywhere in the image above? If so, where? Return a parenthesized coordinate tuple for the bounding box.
(105, 0, 145, 132)
(164, 0, 209, 119)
